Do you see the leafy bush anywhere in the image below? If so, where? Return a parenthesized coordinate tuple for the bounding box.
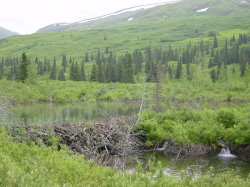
(0, 128, 249, 186)
(136, 107, 249, 146)
(217, 110, 236, 128)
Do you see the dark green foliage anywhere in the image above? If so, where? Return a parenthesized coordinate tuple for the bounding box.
(213, 36, 218, 48)
(105, 47, 109, 54)
(123, 54, 134, 83)
(238, 33, 248, 45)
(208, 31, 217, 37)
(19, 52, 29, 82)
(90, 64, 98, 82)
(175, 61, 182, 79)
(84, 52, 89, 62)
(37, 61, 44, 75)
(1, 36, 250, 83)
(61, 55, 67, 73)
(167, 65, 173, 80)
(81, 61, 86, 81)
(145, 46, 153, 76)
(104, 34, 107, 40)
(217, 110, 236, 128)
(133, 50, 143, 74)
(69, 62, 82, 81)
(210, 69, 217, 83)
(186, 60, 192, 80)
(49, 57, 57, 80)
(58, 70, 65, 81)
(97, 63, 106, 83)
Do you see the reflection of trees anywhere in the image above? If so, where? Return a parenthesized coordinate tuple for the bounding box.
(0, 96, 10, 125)
(20, 113, 28, 125)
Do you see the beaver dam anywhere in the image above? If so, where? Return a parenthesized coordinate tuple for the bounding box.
(8, 116, 250, 177)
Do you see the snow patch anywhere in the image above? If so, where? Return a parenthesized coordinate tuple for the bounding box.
(196, 7, 209, 12)
(128, 17, 134, 21)
(241, 1, 247, 3)
(77, 0, 180, 24)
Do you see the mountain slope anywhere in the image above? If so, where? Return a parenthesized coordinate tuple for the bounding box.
(0, 0, 250, 60)
(37, 0, 250, 33)
(0, 26, 18, 39)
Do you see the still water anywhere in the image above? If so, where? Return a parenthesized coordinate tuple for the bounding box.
(9, 102, 250, 178)
(10, 102, 140, 125)
(141, 151, 250, 178)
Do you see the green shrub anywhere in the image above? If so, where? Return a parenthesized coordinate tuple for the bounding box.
(217, 110, 236, 128)
(0, 128, 249, 186)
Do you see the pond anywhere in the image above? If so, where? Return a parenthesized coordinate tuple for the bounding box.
(7, 102, 250, 178)
(139, 151, 250, 178)
(9, 102, 140, 125)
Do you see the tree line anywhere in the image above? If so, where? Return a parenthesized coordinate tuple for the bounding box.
(0, 33, 249, 83)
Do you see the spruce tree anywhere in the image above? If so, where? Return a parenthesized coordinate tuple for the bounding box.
(81, 61, 86, 81)
(90, 64, 98, 82)
(74, 62, 82, 81)
(58, 69, 66, 81)
(19, 52, 29, 82)
(62, 55, 67, 73)
(84, 53, 89, 62)
(49, 57, 57, 80)
(117, 62, 123, 82)
(210, 69, 217, 83)
(175, 61, 182, 79)
(213, 36, 218, 48)
(186, 60, 192, 80)
(123, 54, 134, 83)
(168, 65, 173, 80)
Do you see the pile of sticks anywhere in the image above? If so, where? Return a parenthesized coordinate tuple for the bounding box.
(12, 117, 146, 167)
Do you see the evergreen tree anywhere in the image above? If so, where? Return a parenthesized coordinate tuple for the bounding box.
(69, 62, 75, 80)
(210, 69, 217, 83)
(175, 61, 182, 79)
(145, 46, 153, 75)
(213, 36, 218, 48)
(84, 53, 89, 62)
(58, 70, 66, 81)
(19, 52, 29, 82)
(90, 64, 98, 82)
(105, 47, 109, 54)
(62, 55, 67, 73)
(69, 62, 82, 81)
(123, 54, 134, 83)
(117, 62, 123, 82)
(7, 66, 15, 80)
(81, 61, 86, 81)
(97, 63, 106, 83)
(186, 60, 192, 80)
(37, 62, 44, 75)
(0, 61, 4, 79)
(49, 57, 57, 80)
(168, 65, 173, 80)
(91, 54, 95, 61)
(109, 63, 117, 82)
(74, 62, 82, 81)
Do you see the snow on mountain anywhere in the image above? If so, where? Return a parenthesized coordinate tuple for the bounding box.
(196, 7, 209, 12)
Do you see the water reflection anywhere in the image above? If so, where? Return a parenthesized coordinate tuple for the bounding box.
(143, 152, 250, 177)
(10, 102, 140, 125)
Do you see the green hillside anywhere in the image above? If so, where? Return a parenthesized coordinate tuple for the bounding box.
(0, 0, 250, 61)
